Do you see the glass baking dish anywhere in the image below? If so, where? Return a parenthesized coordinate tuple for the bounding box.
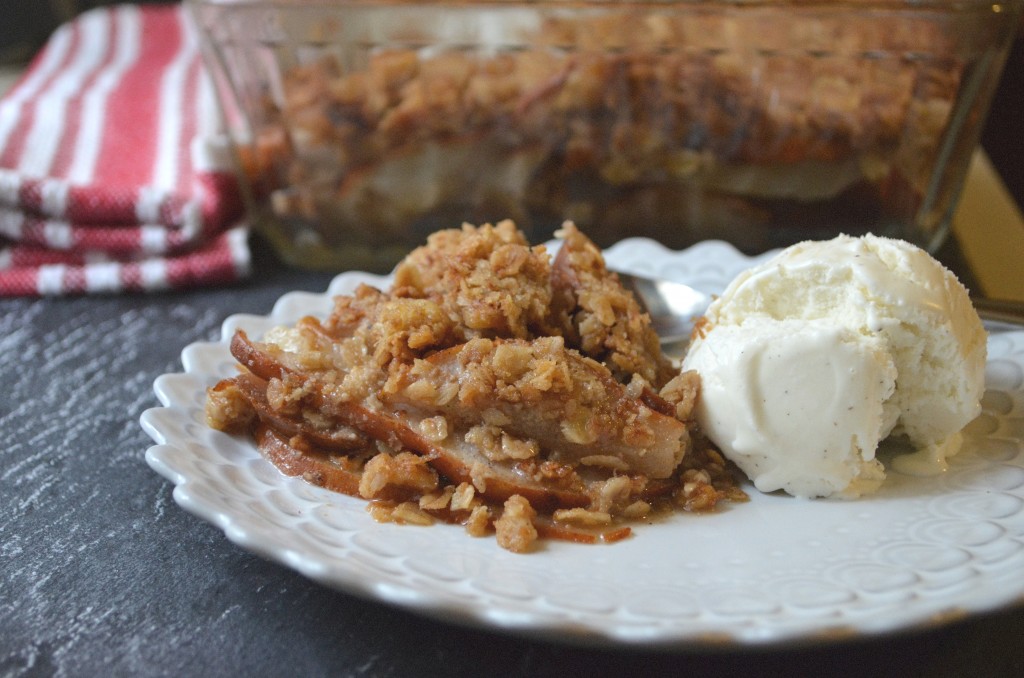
(191, 0, 1023, 271)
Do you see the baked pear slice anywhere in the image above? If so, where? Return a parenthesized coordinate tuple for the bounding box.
(382, 335, 688, 479)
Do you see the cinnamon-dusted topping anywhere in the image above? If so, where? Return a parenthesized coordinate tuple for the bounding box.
(677, 468, 720, 512)
(494, 495, 539, 553)
(464, 425, 539, 462)
(464, 505, 492, 537)
(417, 415, 449, 442)
(552, 221, 674, 388)
(268, 14, 957, 178)
(247, 12, 962, 257)
(659, 369, 701, 421)
(368, 501, 436, 526)
(553, 508, 613, 526)
(206, 220, 746, 552)
(205, 380, 256, 434)
(419, 485, 456, 511)
(326, 288, 457, 366)
(358, 452, 439, 500)
(450, 482, 477, 512)
(393, 220, 557, 340)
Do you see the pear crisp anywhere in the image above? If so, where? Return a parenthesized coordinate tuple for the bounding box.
(206, 221, 745, 552)
(245, 11, 963, 259)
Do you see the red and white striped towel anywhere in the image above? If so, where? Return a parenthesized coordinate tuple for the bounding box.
(0, 3, 250, 296)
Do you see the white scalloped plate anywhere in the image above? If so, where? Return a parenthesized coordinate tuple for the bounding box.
(141, 239, 1024, 648)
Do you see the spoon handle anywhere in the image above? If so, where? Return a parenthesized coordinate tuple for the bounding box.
(972, 297, 1024, 327)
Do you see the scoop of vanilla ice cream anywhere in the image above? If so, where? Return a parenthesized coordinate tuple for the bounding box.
(687, 319, 896, 497)
(683, 234, 987, 498)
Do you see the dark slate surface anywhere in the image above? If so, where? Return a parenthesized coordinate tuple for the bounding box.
(1, 237, 1022, 678)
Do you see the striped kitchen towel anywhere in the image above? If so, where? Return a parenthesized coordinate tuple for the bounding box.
(0, 3, 250, 296)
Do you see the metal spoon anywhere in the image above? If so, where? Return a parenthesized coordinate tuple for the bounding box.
(615, 270, 1024, 345)
(615, 273, 710, 344)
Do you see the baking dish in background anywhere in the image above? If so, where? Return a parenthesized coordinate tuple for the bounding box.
(191, 0, 1023, 271)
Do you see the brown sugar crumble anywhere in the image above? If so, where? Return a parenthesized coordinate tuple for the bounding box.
(205, 221, 747, 552)
(245, 12, 963, 256)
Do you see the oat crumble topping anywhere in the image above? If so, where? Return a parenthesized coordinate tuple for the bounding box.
(206, 221, 747, 552)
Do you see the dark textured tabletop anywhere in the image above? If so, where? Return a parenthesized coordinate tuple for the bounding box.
(2, 237, 1022, 678)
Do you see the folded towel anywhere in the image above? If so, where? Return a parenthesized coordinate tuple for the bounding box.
(0, 3, 250, 296)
